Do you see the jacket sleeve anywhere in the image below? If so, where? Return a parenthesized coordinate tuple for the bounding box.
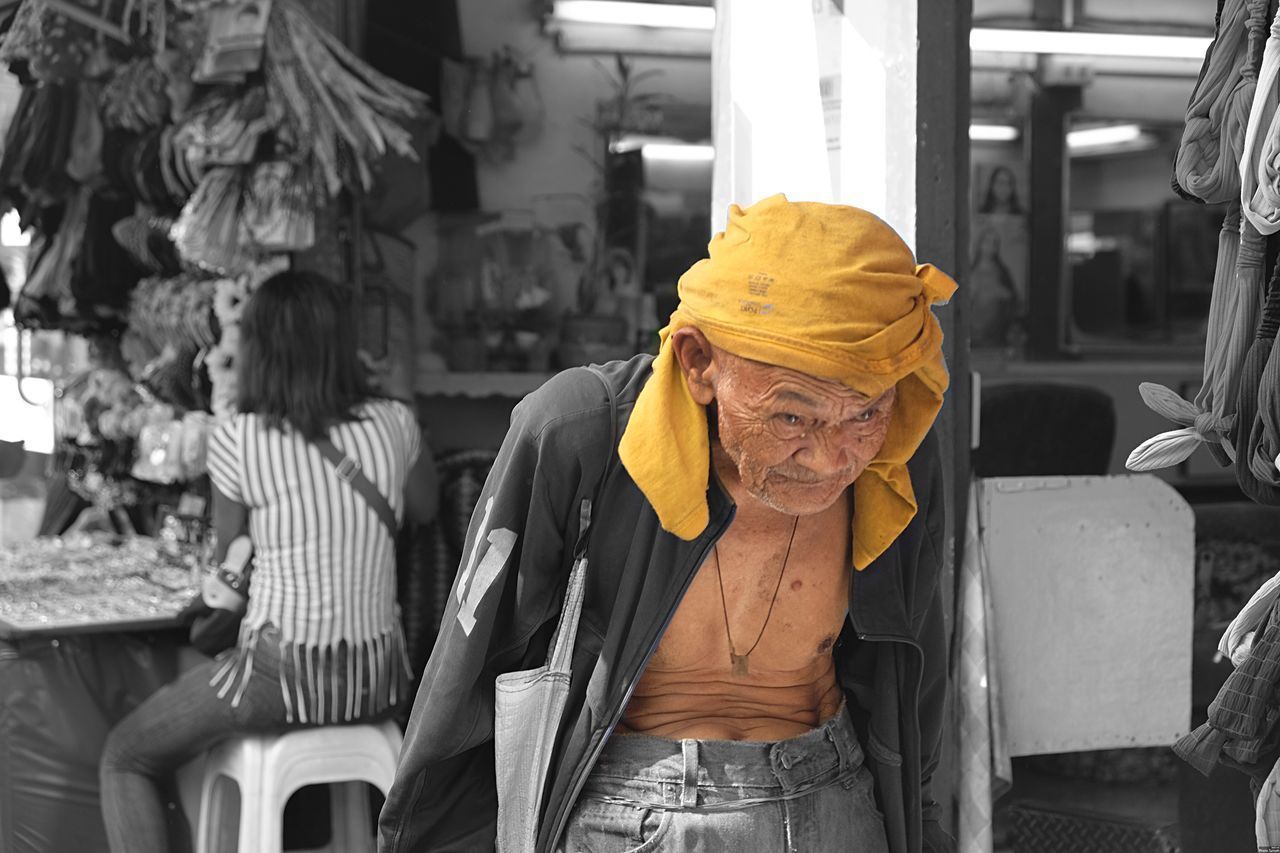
(916, 435, 957, 853)
(378, 371, 608, 852)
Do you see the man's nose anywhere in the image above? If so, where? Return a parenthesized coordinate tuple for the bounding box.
(796, 430, 854, 475)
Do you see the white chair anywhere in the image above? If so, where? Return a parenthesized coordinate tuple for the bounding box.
(191, 719, 402, 853)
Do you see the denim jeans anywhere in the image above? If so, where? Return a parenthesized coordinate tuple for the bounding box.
(561, 705, 888, 853)
(98, 626, 383, 853)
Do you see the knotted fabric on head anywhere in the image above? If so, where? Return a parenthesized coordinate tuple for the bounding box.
(617, 194, 956, 570)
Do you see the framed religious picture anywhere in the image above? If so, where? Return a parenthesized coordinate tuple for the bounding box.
(970, 160, 1030, 351)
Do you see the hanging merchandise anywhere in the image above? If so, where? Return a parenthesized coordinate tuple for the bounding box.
(212, 275, 251, 329)
(1238, 283, 1280, 498)
(112, 213, 182, 275)
(69, 190, 148, 322)
(100, 57, 173, 133)
(170, 166, 255, 273)
(14, 184, 91, 331)
(0, 82, 79, 216)
(260, 0, 431, 195)
(1174, 0, 1264, 205)
(0, 0, 133, 84)
(193, 0, 272, 84)
(172, 87, 272, 170)
(439, 55, 471, 143)
(462, 57, 495, 145)
(1129, 0, 1273, 473)
(241, 159, 314, 252)
(66, 80, 105, 184)
(488, 46, 544, 160)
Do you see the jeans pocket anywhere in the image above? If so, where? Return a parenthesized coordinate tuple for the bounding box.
(564, 799, 673, 853)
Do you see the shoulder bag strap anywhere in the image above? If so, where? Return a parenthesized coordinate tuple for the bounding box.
(548, 367, 619, 660)
(580, 365, 619, 549)
(311, 436, 399, 540)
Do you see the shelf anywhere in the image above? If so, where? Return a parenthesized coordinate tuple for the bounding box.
(414, 371, 554, 399)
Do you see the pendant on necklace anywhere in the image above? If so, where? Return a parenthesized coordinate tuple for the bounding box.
(730, 652, 750, 677)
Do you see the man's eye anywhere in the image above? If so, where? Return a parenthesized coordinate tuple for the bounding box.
(777, 413, 804, 427)
(855, 408, 880, 423)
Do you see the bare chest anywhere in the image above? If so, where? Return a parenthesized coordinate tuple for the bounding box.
(647, 517, 851, 677)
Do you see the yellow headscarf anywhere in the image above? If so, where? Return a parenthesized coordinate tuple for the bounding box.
(618, 194, 956, 569)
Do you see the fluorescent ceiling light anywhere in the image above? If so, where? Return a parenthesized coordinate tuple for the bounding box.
(549, 19, 712, 56)
(970, 123, 1019, 142)
(551, 1, 715, 31)
(1067, 123, 1142, 149)
(971, 27, 1210, 60)
(641, 142, 715, 162)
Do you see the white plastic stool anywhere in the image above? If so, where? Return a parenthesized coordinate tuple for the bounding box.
(193, 720, 402, 853)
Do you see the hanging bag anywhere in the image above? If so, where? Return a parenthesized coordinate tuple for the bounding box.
(493, 366, 616, 853)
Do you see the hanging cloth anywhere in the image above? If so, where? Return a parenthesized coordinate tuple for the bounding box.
(1128, 208, 1242, 470)
(1129, 0, 1273, 472)
(1221, 569, 1280, 667)
(1244, 3, 1280, 235)
(1176, 596, 1280, 775)
(955, 480, 1012, 853)
(1173, 0, 1229, 202)
(1244, 281, 1280, 490)
(1174, 0, 1267, 204)
(1257, 757, 1280, 851)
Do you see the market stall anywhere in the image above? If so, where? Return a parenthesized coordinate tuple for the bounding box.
(0, 1, 433, 849)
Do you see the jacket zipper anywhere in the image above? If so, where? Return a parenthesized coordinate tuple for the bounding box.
(852, 627, 926, 845)
(543, 509, 736, 851)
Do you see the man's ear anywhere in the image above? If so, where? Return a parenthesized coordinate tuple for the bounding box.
(670, 326, 717, 406)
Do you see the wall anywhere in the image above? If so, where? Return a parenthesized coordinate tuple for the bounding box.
(457, 0, 712, 214)
(1071, 142, 1180, 212)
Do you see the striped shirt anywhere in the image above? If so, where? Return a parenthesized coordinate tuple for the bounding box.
(205, 398, 421, 722)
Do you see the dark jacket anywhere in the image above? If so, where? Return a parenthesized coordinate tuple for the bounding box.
(379, 354, 953, 853)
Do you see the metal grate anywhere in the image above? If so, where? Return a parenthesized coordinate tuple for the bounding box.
(1011, 802, 1181, 853)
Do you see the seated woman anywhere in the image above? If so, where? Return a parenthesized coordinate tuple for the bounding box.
(99, 270, 438, 853)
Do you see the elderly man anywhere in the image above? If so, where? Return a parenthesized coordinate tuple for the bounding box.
(379, 194, 956, 853)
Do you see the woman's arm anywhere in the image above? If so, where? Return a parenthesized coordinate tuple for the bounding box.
(210, 484, 249, 564)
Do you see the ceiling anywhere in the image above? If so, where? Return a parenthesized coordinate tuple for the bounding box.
(972, 0, 1212, 124)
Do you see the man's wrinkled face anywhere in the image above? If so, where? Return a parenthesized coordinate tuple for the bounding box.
(712, 351, 895, 516)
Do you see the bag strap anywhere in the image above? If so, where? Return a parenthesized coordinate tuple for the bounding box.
(546, 366, 619, 675)
(311, 436, 399, 540)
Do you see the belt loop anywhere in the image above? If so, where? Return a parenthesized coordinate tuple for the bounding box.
(827, 724, 851, 773)
(681, 739, 699, 808)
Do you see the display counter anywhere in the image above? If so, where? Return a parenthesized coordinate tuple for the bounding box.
(0, 535, 194, 853)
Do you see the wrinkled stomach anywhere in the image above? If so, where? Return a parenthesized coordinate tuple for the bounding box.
(616, 660, 845, 741)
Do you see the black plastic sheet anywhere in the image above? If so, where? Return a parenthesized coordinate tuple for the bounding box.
(0, 630, 183, 853)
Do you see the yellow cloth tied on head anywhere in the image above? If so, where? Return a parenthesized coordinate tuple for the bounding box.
(619, 194, 956, 569)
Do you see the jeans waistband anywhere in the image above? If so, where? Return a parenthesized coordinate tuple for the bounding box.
(582, 706, 865, 810)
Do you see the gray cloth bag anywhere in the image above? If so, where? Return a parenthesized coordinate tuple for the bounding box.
(494, 499, 592, 853)
(493, 366, 615, 852)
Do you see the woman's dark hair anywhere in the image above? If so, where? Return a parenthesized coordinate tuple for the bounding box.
(236, 270, 377, 439)
(979, 165, 1024, 214)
